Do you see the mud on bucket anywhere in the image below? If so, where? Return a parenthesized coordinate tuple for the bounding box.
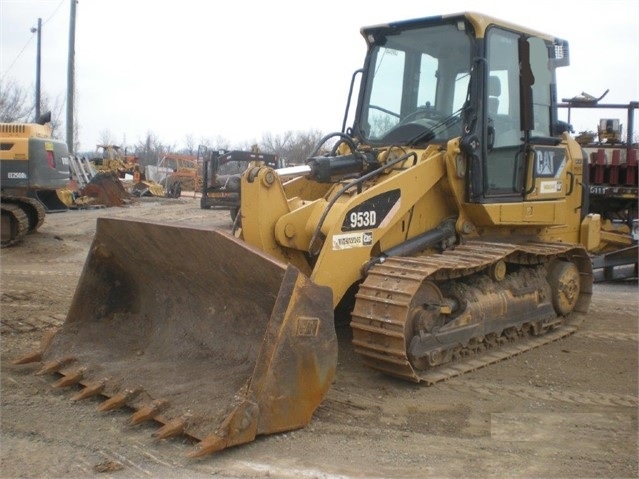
(27, 217, 337, 457)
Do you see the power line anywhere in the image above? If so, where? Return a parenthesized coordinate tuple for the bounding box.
(1, 33, 36, 78)
(42, 0, 65, 27)
(0, 0, 66, 79)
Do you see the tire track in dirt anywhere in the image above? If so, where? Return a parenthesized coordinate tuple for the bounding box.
(1, 268, 78, 335)
(577, 331, 638, 342)
(443, 379, 638, 408)
(0, 314, 65, 335)
(1, 269, 81, 277)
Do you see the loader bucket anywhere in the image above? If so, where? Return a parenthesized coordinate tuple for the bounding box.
(26, 217, 337, 457)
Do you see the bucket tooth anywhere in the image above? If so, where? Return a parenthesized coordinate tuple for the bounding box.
(129, 399, 169, 425)
(152, 416, 188, 440)
(35, 356, 76, 375)
(187, 434, 227, 459)
(12, 330, 59, 365)
(52, 368, 86, 388)
(17, 220, 338, 457)
(97, 387, 142, 412)
(12, 350, 44, 365)
(71, 378, 108, 401)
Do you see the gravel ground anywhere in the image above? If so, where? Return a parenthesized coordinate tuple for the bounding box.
(1, 196, 637, 478)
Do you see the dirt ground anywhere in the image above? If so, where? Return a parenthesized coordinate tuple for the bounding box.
(1, 196, 637, 479)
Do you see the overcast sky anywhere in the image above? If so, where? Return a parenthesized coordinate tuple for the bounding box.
(1, 0, 638, 152)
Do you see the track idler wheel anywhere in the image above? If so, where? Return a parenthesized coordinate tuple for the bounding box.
(547, 260, 580, 316)
(407, 281, 450, 369)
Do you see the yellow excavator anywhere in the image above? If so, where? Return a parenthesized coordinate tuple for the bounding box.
(15, 12, 637, 457)
(1, 112, 71, 247)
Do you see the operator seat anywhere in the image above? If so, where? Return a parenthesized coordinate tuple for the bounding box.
(488, 75, 520, 147)
(488, 75, 501, 118)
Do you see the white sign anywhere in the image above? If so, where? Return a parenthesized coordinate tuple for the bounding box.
(540, 180, 562, 193)
(332, 231, 373, 250)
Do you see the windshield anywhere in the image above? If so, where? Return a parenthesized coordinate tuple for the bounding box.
(357, 22, 473, 145)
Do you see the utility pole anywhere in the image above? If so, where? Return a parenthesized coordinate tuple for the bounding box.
(66, 0, 77, 152)
(31, 18, 42, 121)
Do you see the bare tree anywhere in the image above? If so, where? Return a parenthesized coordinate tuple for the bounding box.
(194, 135, 232, 152)
(261, 131, 294, 153)
(133, 132, 171, 167)
(97, 129, 117, 147)
(183, 134, 196, 155)
(0, 78, 66, 141)
(0, 78, 33, 122)
(233, 139, 260, 151)
(39, 91, 65, 137)
(260, 129, 325, 164)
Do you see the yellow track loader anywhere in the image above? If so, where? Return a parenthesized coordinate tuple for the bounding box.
(15, 12, 637, 457)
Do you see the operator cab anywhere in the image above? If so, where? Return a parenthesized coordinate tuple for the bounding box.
(355, 19, 471, 146)
(352, 12, 571, 204)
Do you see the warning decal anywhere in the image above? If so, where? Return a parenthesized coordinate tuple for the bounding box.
(332, 231, 373, 250)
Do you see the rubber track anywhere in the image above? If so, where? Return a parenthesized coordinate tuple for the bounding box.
(20, 196, 47, 232)
(350, 240, 593, 384)
(1, 202, 29, 247)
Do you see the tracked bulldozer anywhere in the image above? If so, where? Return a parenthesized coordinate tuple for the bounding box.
(15, 12, 637, 457)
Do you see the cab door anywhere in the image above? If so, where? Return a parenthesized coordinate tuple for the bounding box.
(477, 27, 572, 225)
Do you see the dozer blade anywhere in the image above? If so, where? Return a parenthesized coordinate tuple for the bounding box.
(26, 217, 337, 457)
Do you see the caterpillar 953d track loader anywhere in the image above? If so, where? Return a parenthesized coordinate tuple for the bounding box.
(15, 12, 637, 457)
